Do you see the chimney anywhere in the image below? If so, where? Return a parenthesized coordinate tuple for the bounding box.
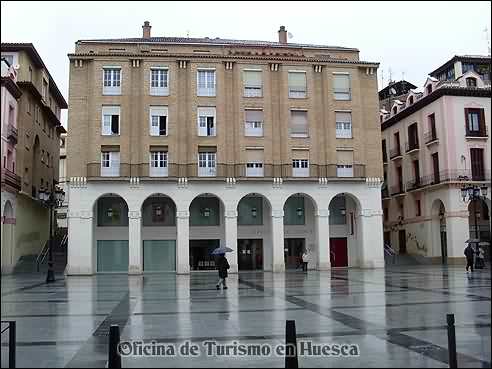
(278, 26, 287, 44)
(142, 21, 151, 38)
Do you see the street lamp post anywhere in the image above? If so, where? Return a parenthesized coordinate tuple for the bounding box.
(38, 186, 65, 283)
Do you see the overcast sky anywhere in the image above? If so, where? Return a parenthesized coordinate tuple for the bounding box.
(2, 1, 491, 128)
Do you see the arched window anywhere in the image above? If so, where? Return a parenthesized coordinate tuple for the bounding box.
(426, 84, 432, 94)
(393, 106, 397, 115)
(409, 96, 414, 105)
(466, 77, 477, 87)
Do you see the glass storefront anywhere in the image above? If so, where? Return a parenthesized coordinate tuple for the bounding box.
(97, 240, 129, 272)
(238, 239, 263, 270)
(143, 240, 176, 272)
(189, 239, 220, 271)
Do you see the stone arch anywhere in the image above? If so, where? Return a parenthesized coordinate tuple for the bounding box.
(1, 201, 15, 270)
(92, 193, 129, 273)
(328, 192, 362, 267)
(236, 193, 273, 271)
(431, 199, 447, 263)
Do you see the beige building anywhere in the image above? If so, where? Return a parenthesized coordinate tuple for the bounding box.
(1, 43, 67, 273)
(66, 22, 384, 275)
(380, 55, 491, 264)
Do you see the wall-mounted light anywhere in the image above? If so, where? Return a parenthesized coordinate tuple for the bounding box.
(155, 206, 162, 217)
(340, 208, 346, 215)
(251, 207, 257, 218)
(296, 207, 303, 217)
(203, 208, 211, 217)
(107, 208, 113, 218)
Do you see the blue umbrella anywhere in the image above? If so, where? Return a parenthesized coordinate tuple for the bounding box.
(211, 247, 233, 255)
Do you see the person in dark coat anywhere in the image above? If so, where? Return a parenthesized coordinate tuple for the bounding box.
(464, 244, 475, 273)
(216, 253, 230, 290)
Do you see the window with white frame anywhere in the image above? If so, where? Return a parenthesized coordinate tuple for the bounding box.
(290, 110, 308, 137)
(245, 109, 263, 136)
(149, 106, 168, 136)
(245, 149, 264, 177)
(42, 79, 48, 101)
(243, 70, 262, 97)
(335, 112, 352, 138)
(101, 106, 120, 136)
(150, 68, 169, 95)
(292, 158, 309, 177)
(288, 71, 307, 98)
(337, 150, 354, 177)
(198, 152, 216, 177)
(333, 74, 351, 100)
(197, 69, 216, 96)
(101, 151, 120, 177)
(103, 67, 121, 95)
(197, 107, 216, 136)
(149, 151, 168, 177)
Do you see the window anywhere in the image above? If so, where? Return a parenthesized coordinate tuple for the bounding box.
(465, 108, 485, 135)
(470, 148, 485, 181)
(292, 159, 309, 177)
(243, 70, 262, 97)
(335, 112, 352, 139)
(288, 71, 307, 98)
(428, 113, 437, 141)
(101, 106, 120, 135)
(149, 107, 168, 136)
(197, 69, 216, 96)
(407, 123, 419, 151)
(382, 139, 387, 163)
(142, 197, 176, 226)
(42, 79, 48, 100)
(416, 200, 422, 217)
(466, 77, 477, 87)
(426, 84, 432, 94)
(337, 150, 354, 177)
(190, 197, 220, 226)
(101, 151, 120, 177)
(198, 152, 216, 177)
(408, 96, 414, 105)
(284, 196, 305, 225)
(150, 68, 169, 95)
(413, 160, 420, 186)
(392, 106, 397, 115)
(245, 109, 263, 136)
(290, 110, 308, 137)
(97, 197, 128, 226)
(245, 149, 264, 177)
(333, 74, 351, 100)
(197, 107, 216, 136)
(149, 151, 168, 177)
(102, 67, 121, 95)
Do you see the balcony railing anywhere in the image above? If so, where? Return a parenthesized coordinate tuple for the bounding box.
(7, 124, 18, 144)
(1, 168, 21, 192)
(381, 188, 390, 199)
(424, 131, 438, 144)
(465, 126, 488, 138)
(405, 141, 420, 153)
(389, 183, 405, 196)
(389, 147, 402, 160)
(413, 169, 491, 189)
(84, 163, 369, 180)
(406, 178, 423, 191)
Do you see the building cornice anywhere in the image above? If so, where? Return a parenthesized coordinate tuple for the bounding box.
(0, 77, 22, 99)
(67, 52, 379, 67)
(381, 87, 491, 131)
(17, 81, 63, 127)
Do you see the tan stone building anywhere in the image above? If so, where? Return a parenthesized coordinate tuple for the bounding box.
(1, 43, 67, 273)
(66, 22, 384, 275)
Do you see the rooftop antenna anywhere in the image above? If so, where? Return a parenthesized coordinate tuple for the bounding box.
(389, 68, 393, 83)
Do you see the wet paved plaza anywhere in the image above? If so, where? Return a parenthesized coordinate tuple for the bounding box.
(1, 266, 490, 368)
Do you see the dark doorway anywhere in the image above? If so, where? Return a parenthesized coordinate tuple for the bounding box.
(330, 238, 348, 267)
(189, 239, 220, 271)
(284, 238, 304, 269)
(399, 230, 407, 254)
(238, 239, 263, 270)
(432, 153, 440, 184)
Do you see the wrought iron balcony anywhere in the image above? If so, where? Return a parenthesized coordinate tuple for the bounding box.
(405, 140, 420, 153)
(1, 168, 21, 192)
(465, 126, 488, 138)
(7, 124, 18, 144)
(389, 183, 405, 196)
(424, 131, 438, 144)
(389, 147, 402, 160)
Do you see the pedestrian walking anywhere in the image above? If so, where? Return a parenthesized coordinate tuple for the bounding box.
(302, 249, 311, 272)
(216, 253, 230, 290)
(464, 244, 475, 273)
(476, 246, 485, 269)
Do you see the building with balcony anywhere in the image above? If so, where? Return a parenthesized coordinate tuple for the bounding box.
(66, 22, 384, 275)
(380, 55, 491, 263)
(1, 44, 67, 273)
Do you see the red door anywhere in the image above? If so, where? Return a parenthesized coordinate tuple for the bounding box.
(330, 238, 348, 267)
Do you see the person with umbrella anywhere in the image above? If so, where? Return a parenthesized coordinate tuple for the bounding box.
(212, 246, 232, 290)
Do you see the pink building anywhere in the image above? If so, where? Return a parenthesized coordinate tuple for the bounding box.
(1, 58, 22, 269)
(380, 55, 491, 264)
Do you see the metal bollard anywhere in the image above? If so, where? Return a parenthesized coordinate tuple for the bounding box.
(447, 314, 457, 368)
(108, 325, 121, 368)
(9, 321, 16, 369)
(285, 320, 298, 369)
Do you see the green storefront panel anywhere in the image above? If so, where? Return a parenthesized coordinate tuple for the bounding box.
(97, 240, 129, 272)
(143, 240, 176, 272)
